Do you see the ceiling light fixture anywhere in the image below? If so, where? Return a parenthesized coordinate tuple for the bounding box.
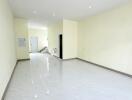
(33, 10, 37, 14)
(89, 6, 92, 9)
(52, 12, 56, 17)
(34, 94, 38, 98)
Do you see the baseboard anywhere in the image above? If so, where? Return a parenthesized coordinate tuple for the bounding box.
(77, 58, 132, 78)
(17, 59, 30, 62)
(2, 61, 18, 100)
(63, 58, 77, 61)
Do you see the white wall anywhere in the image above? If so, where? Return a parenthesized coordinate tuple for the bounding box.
(78, 3, 132, 75)
(63, 19, 78, 59)
(0, 0, 16, 99)
(15, 18, 30, 60)
(28, 28, 48, 52)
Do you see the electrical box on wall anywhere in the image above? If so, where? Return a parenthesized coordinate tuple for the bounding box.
(18, 38, 26, 47)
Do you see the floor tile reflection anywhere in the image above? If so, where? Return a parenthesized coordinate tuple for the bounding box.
(4, 53, 132, 100)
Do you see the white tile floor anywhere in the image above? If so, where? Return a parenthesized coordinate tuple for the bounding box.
(4, 53, 132, 100)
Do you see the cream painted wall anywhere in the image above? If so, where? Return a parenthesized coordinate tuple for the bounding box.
(78, 3, 132, 75)
(15, 18, 29, 60)
(28, 28, 48, 52)
(63, 19, 78, 59)
(48, 22, 63, 57)
(48, 20, 78, 59)
(0, 0, 16, 99)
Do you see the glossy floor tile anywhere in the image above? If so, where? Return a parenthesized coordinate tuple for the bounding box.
(4, 53, 132, 100)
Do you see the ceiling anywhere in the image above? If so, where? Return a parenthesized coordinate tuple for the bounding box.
(8, 0, 129, 25)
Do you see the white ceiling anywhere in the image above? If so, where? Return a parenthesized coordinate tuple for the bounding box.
(8, 0, 129, 25)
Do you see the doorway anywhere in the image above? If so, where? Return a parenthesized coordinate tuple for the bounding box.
(59, 34, 63, 59)
(30, 37, 38, 52)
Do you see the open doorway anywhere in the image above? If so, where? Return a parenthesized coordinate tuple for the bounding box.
(28, 23, 48, 54)
(30, 37, 38, 53)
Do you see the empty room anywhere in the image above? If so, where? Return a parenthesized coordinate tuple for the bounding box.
(0, 0, 132, 100)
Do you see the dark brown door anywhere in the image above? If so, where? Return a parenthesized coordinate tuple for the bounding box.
(59, 34, 63, 59)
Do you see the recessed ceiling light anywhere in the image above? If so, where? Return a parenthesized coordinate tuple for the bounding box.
(52, 12, 56, 17)
(89, 6, 92, 9)
(34, 94, 38, 98)
(33, 10, 37, 14)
